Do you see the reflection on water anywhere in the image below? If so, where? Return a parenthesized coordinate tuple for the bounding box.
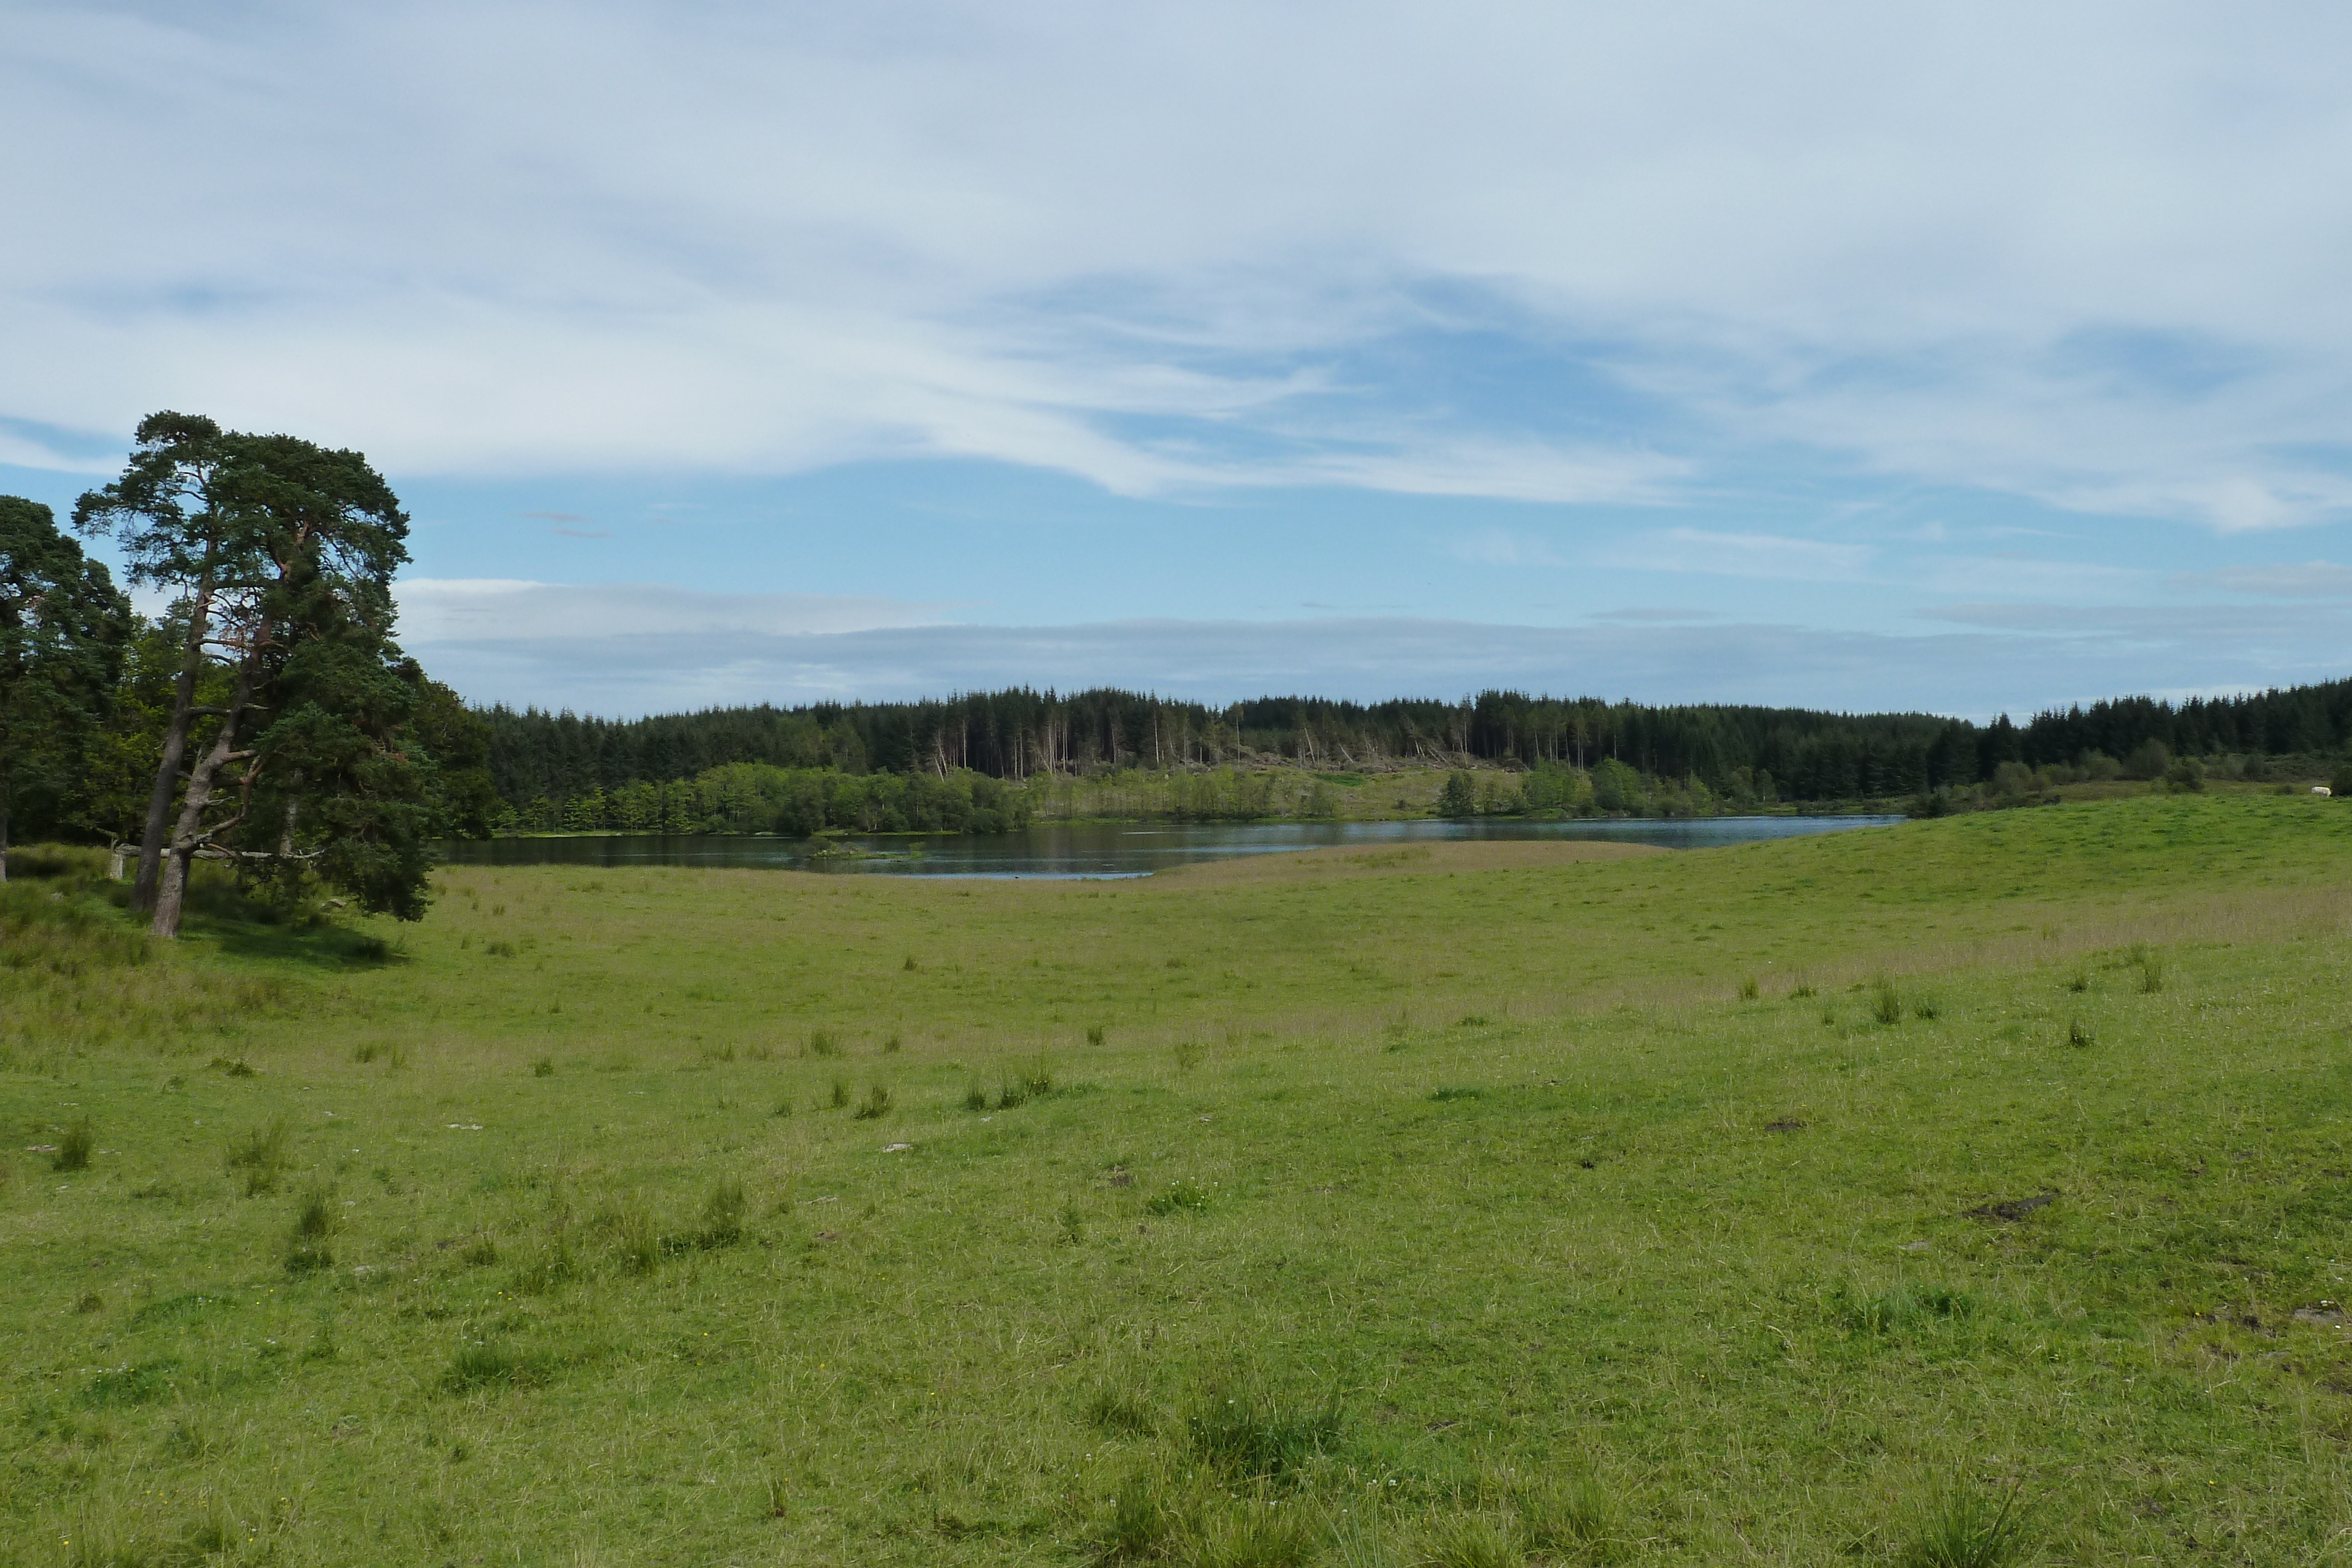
(437, 815, 1902, 880)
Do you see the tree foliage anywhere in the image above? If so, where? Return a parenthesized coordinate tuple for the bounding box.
(57, 413, 475, 932)
(0, 497, 132, 874)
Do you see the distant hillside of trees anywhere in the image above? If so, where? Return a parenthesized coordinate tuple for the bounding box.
(480, 676, 2352, 820)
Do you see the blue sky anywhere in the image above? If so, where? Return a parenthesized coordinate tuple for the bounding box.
(5, 2, 2349, 717)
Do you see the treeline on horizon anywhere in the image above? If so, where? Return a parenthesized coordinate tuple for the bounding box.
(481, 677, 2352, 822)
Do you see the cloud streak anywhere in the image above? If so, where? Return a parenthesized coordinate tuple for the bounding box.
(394, 583, 2352, 721)
(6, 2, 2351, 533)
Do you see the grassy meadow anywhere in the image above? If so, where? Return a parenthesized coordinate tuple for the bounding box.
(5, 793, 2352, 1566)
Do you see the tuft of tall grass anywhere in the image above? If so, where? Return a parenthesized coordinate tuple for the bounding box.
(1834, 1283, 1975, 1335)
(1084, 1379, 1157, 1435)
(806, 1028, 840, 1058)
(226, 1116, 292, 1196)
(1146, 1177, 1212, 1215)
(292, 1182, 337, 1239)
(829, 1079, 851, 1109)
(1182, 1382, 1344, 1482)
(988, 1059, 1055, 1109)
(1873, 981, 1905, 1026)
(694, 1179, 748, 1248)
(1327, 1509, 1407, 1568)
(1512, 1472, 1616, 1555)
(2068, 1017, 2093, 1048)
(443, 1340, 557, 1392)
(1190, 1500, 1319, 1567)
(285, 1182, 339, 1275)
(1000, 1055, 1055, 1106)
(962, 1084, 988, 1112)
(594, 1201, 662, 1274)
(1095, 1469, 1181, 1562)
(52, 1118, 92, 1173)
(1087, 1024, 1107, 1046)
(1895, 1479, 2027, 1568)
(531, 1055, 555, 1077)
(509, 1238, 579, 1295)
(1738, 977, 1760, 1001)
(1417, 1514, 1519, 1568)
(852, 1085, 892, 1119)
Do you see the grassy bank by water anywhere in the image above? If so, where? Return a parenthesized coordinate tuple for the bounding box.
(5, 793, 2351, 1565)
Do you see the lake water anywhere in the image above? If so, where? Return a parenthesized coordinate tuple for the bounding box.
(437, 815, 1902, 879)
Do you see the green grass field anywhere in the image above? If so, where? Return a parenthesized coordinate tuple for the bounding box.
(6, 793, 2352, 1566)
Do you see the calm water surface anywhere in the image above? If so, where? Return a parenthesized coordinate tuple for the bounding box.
(438, 815, 1900, 880)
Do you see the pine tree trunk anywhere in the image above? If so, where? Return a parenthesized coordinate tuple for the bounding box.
(152, 841, 195, 938)
(151, 652, 254, 940)
(133, 580, 216, 917)
(0, 798, 9, 882)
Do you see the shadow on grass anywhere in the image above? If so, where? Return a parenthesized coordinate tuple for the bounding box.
(199, 916, 403, 969)
(179, 874, 408, 970)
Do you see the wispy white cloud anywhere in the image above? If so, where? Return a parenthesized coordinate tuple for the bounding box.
(394, 579, 965, 646)
(0, 429, 116, 474)
(1446, 529, 1566, 569)
(1589, 607, 1726, 624)
(2189, 561, 2352, 598)
(5, 1, 2351, 536)
(1913, 554, 2157, 600)
(1607, 529, 1874, 582)
(1269, 440, 1688, 507)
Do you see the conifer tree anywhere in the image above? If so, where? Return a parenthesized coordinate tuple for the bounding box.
(76, 413, 425, 935)
(0, 497, 132, 877)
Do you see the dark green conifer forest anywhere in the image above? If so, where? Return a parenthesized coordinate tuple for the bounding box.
(474, 678, 2352, 829)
